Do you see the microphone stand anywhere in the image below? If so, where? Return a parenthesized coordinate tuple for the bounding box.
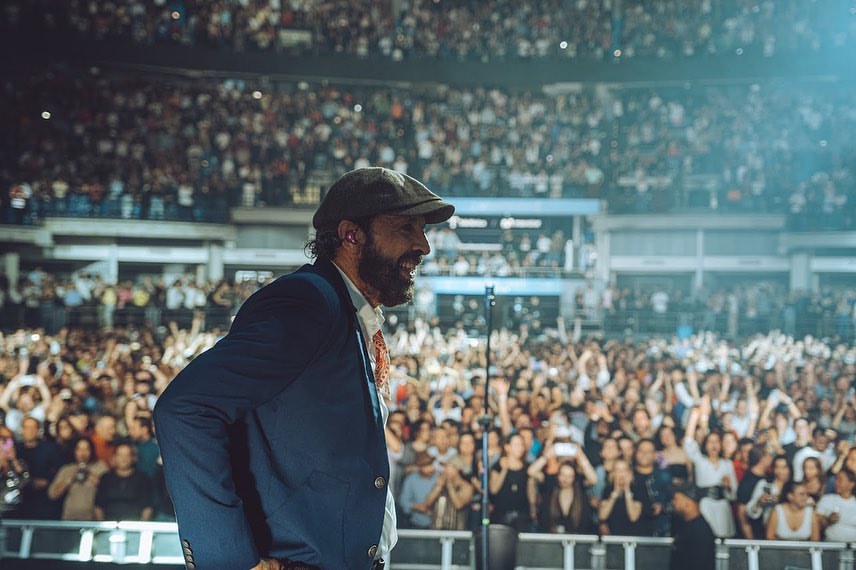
(479, 285, 495, 570)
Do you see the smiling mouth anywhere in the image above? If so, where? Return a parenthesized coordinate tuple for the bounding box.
(399, 258, 420, 278)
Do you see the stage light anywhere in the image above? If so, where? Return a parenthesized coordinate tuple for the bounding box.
(613, 48, 622, 57)
(559, 41, 568, 50)
(171, 11, 181, 20)
(354, 104, 363, 112)
(736, 47, 744, 55)
(252, 90, 263, 99)
(41, 111, 51, 120)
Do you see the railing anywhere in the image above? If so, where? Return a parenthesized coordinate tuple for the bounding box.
(720, 539, 851, 570)
(3, 520, 856, 570)
(0, 520, 184, 565)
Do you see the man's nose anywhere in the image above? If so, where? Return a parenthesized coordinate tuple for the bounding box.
(416, 231, 430, 256)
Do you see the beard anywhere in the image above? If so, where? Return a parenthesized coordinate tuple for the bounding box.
(358, 234, 421, 307)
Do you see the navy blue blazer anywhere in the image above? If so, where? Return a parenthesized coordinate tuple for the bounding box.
(153, 259, 389, 570)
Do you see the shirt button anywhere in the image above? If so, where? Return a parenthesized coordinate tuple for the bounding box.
(367, 544, 378, 559)
(374, 476, 386, 489)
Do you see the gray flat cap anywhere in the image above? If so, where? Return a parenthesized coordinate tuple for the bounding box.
(312, 167, 455, 229)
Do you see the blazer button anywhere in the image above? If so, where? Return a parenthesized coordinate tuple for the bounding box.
(367, 544, 378, 559)
(374, 476, 386, 489)
(181, 540, 190, 548)
(186, 563, 196, 570)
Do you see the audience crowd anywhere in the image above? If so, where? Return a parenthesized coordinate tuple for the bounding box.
(597, 282, 856, 342)
(5, 0, 854, 62)
(2, 268, 853, 346)
(1, 276, 855, 546)
(2, 0, 855, 552)
(3, 70, 854, 228)
(0, 268, 264, 334)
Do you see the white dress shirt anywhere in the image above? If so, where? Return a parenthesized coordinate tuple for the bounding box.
(334, 264, 398, 562)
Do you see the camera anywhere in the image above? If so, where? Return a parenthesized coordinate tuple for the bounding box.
(553, 425, 572, 439)
(75, 463, 89, 483)
(18, 375, 36, 387)
(1, 469, 28, 511)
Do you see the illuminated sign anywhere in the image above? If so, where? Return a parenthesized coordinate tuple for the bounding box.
(448, 216, 489, 229)
(500, 217, 543, 229)
(448, 216, 544, 230)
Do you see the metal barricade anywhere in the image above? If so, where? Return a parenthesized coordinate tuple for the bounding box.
(516, 533, 600, 570)
(3, 520, 856, 570)
(0, 519, 183, 565)
(721, 539, 848, 570)
(600, 535, 673, 570)
(391, 529, 474, 570)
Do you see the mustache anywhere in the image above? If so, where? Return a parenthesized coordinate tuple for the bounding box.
(398, 253, 423, 266)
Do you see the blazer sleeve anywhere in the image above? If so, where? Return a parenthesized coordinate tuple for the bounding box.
(153, 279, 336, 570)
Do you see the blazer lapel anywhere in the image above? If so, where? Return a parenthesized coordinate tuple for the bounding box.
(308, 259, 384, 433)
(354, 323, 384, 433)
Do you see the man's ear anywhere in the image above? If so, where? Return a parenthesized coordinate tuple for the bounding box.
(337, 220, 361, 246)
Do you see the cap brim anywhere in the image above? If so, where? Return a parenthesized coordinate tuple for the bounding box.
(387, 199, 455, 224)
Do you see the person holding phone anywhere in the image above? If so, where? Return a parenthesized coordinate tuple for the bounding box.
(545, 461, 595, 534)
(0, 358, 53, 438)
(529, 442, 597, 533)
(47, 437, 108, 520)
(0, 426, 30, 513)
(745, 454, 791, 533)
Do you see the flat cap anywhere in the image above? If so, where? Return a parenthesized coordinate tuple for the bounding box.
(312, 167, 454, 229)
(672, 480, 702, 502)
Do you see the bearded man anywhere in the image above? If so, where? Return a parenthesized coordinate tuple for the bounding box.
(154, 168, 454, 570)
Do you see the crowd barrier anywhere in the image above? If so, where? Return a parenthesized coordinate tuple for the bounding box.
(2, 520, 855, 570)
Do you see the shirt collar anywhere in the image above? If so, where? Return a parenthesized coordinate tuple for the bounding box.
(332, 262, 384, 336)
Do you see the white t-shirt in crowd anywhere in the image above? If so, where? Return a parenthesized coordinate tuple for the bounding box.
(816, 494, 856, 542)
